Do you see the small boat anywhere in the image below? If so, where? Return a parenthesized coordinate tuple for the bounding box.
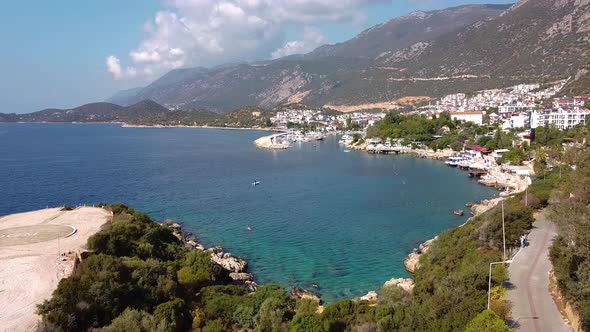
(445, 156, 464, 167)
(453, 210, 465, 216)
(252, 181, 261, 186)
(246, 226, 252, 231)
(343, 150, 350, 153)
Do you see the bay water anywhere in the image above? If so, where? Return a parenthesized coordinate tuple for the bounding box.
(0, 123, 496, 301)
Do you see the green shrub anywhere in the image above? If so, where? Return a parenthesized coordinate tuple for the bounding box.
(153, 298, 190, 332)
(255, 297, 288, 332)
(202, 319, 227, 332)
(103, 309, 170, 332)
(464, 309, 512, 332)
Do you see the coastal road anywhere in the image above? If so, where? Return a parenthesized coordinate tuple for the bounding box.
(507, 210, 571, 332)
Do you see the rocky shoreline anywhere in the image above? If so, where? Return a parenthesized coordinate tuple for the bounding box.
(161, 220, 329, 302)
(161, 220, 257, 292)
(402, 196, 505, 275)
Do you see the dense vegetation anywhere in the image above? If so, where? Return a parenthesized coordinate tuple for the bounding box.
(38, 192, 539, 332)
(545, 120, 590, 330)
(366, 111, 519, 152)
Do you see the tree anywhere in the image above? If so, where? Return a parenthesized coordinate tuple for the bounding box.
(177, 251, 220, 293)
(450, 141, 464, 152)
(202, 319, 227, 332)
(464, 309, 512, 332)
(498, 148, 526, 165)
(534, 124, 561, 146)
(153, 298, 190, 332)
(255, 297, 287, 332)
(103, 309, 170, 332)
(352, 133, 362, 144)
(289, 299, 324, 332)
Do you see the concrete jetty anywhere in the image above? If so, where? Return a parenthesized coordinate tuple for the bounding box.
(254, 133, 290, 149)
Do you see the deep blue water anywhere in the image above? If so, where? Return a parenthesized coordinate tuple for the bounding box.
(0, 123, 496, 301)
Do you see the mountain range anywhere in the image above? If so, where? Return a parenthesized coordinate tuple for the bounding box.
(0, 100, 169, 123)
(0, 99, 285, 128)
(105, 0, 590, 114)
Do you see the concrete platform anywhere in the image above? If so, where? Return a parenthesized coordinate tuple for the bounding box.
(0, 207, 109, 332)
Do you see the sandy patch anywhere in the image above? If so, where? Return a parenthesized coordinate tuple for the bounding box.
(287, 90, 311, 104)
(0, 207, 110, 331)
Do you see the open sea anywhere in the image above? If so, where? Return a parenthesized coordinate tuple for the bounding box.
(0, 123, 496, 302)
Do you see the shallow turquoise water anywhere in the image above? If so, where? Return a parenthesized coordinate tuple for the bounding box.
(0, 123, 496, 301)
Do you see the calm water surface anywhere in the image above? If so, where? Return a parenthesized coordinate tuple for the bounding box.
(0, 123, 496, 301)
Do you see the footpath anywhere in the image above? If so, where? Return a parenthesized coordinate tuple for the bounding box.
(507, 209, 571, 332)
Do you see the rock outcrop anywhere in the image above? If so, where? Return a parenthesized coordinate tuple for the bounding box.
(229, 272, 254, 282)
(359, 291, 378, 302)
(470, 197, 503, 217)
(404, 237, 437, 273)
(290, 287, 322, 303)
(383, 278, 414, 293)
(209, 247, 248, 273)
(161, 220, 253, 291)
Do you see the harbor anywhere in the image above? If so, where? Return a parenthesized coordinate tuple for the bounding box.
(254, 129, 326, 149)
(337, 134, 534, 196)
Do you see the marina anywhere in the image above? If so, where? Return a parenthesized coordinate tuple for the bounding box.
(254, 129, 326, 149)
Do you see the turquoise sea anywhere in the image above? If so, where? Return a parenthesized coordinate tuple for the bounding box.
(0, 123, 496, 302)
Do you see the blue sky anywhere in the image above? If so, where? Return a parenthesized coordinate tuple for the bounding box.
(0, 0, 513, 113)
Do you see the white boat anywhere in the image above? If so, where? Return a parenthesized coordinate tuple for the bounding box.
(339, 134, 354, 144)
(445, 156, 464, 166)
(252, 181, 261, 186)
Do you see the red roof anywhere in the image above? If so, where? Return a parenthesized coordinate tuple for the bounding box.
(466, 145, 492, 153)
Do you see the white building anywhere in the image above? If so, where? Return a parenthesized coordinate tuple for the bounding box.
(502, 113, 529, 129)
(531, 109, 590, 130)
(449, 111, 485, 125)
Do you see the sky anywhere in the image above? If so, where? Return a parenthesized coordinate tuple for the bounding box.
(0, 0, 513, 113)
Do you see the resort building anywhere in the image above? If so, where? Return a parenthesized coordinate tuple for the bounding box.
(449, 111, 485, 125)
(530, 108, 590, 130)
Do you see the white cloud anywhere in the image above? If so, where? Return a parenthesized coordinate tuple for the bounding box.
(106, 55, 137, 80)
(271, 26, 327, 59)
(107, 0, 387, 80)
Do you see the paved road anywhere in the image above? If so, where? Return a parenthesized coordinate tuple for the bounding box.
(507, 210, 571, 332)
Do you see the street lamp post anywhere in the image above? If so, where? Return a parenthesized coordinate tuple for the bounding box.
(502, 200, 506, 260)
(488, 260, 513, 309)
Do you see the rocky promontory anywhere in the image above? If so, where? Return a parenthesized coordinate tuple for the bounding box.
(404, 237, 437, 273)
(161, 220, 256, 291)
(383, 277, 414, 292)
(209, 247, 248, 273)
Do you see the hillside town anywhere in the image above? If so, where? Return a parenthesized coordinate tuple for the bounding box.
(270, 108, 387, 132)
(264, 80, 590, 144)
